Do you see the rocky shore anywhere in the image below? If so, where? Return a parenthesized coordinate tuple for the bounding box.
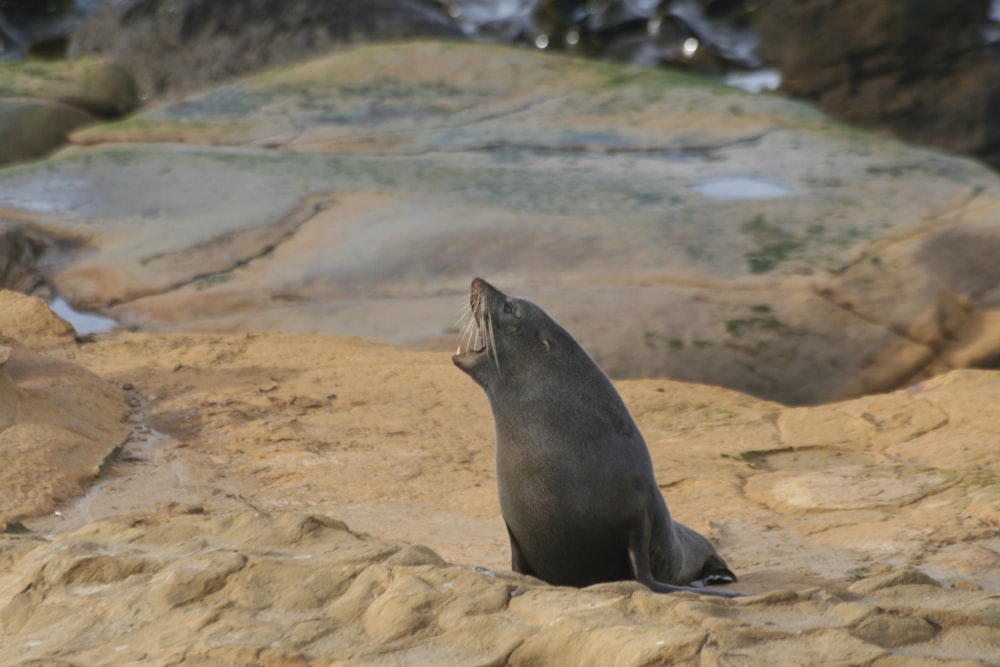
(0, 34, 998, 667)
(0, 291, 998, 665)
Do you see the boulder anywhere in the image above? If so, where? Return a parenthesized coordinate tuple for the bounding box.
(0, 98, 90, 166)
(756, 0, 1000, 170)
(0, 58, 138, 117)
(68, 0, 463, 100)
(0, 58, 138, 166)
(8, 42, 997, 405)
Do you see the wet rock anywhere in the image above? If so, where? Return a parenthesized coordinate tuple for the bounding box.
(68, 0, 463, 100)
(756, 0, 1000, 170)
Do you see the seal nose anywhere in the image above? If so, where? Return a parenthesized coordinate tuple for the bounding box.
(470, 277, 496, 313)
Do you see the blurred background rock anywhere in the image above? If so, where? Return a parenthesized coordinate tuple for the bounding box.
(3, 1, 999, 168)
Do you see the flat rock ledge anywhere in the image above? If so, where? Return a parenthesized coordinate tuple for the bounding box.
(3, 42, 999, 404)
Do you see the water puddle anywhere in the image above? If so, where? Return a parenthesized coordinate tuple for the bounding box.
(0, 175, 94, 213)
(742, 448, 872, 472)
(49, 297, 117, 335)
(691, 176, 791, 200)
(28, 419, 248, 538)
(28, 427, 176, 535)
(724, 68, 781, 93)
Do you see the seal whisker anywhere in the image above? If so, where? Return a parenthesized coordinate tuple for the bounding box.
(486, 312, 501, 377)
(459, 314, 476, 353)
(454, 299, 473, 325)
(466, 319, 479, 354)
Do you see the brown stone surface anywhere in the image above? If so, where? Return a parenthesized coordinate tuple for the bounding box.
(0, 293, 996, 663)
(0, 291, 75, 347)
(0, 294, 128, 524)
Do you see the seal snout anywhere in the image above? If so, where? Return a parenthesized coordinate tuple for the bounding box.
(468, 277, 496, 349)
(454, 278, 503, 379)
(455, 278, 489, 360)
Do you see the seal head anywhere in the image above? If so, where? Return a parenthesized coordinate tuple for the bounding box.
(453, 278, 740, 597)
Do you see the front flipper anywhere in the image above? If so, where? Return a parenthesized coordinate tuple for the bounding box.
(628, 522, 745, 598)
(506, 522, 537, 577)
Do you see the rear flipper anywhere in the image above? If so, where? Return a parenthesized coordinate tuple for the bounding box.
(630, 523, 745, 598)
(690, 553, 738, 587)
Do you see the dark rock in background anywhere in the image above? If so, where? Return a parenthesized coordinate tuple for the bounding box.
(0, 0, 83, 59)
(67, 0, 464, 99)
(62, 0, 1000, 170)
(0, 58, 137, 165)
(757, 0, 1000, 170)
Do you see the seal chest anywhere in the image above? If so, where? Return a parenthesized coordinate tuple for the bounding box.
(453, 278, 741, 597)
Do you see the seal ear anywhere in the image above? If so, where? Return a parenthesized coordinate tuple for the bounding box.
(538, 333, 551, 351)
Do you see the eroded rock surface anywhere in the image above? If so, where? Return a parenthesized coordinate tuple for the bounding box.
(0, 293, 128, 524)
(3, 509, 999, 666)
(0, 298, 997, 664)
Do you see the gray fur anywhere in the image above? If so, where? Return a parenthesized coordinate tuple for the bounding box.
(453, 278, 740, 597)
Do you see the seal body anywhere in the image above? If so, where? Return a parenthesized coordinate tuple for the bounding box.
(453, 278, 739, 597)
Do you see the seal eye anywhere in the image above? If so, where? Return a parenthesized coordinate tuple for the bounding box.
(503, 302, 514, 315)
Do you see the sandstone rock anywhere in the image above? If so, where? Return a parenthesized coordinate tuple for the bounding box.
(0, 323, 129, 523)
(0, 304, 994, 663)
(20, 329, 999, 594)
(853, 614, 939, 648)
(0, 290, 75, 347)
(0, 57, 138, 166)
(2, 508, 998, 665)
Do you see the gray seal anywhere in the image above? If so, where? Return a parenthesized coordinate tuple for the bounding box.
(453, 278, 740, 597)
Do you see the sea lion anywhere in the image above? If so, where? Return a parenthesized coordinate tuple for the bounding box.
(453, 278, 740, 597)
